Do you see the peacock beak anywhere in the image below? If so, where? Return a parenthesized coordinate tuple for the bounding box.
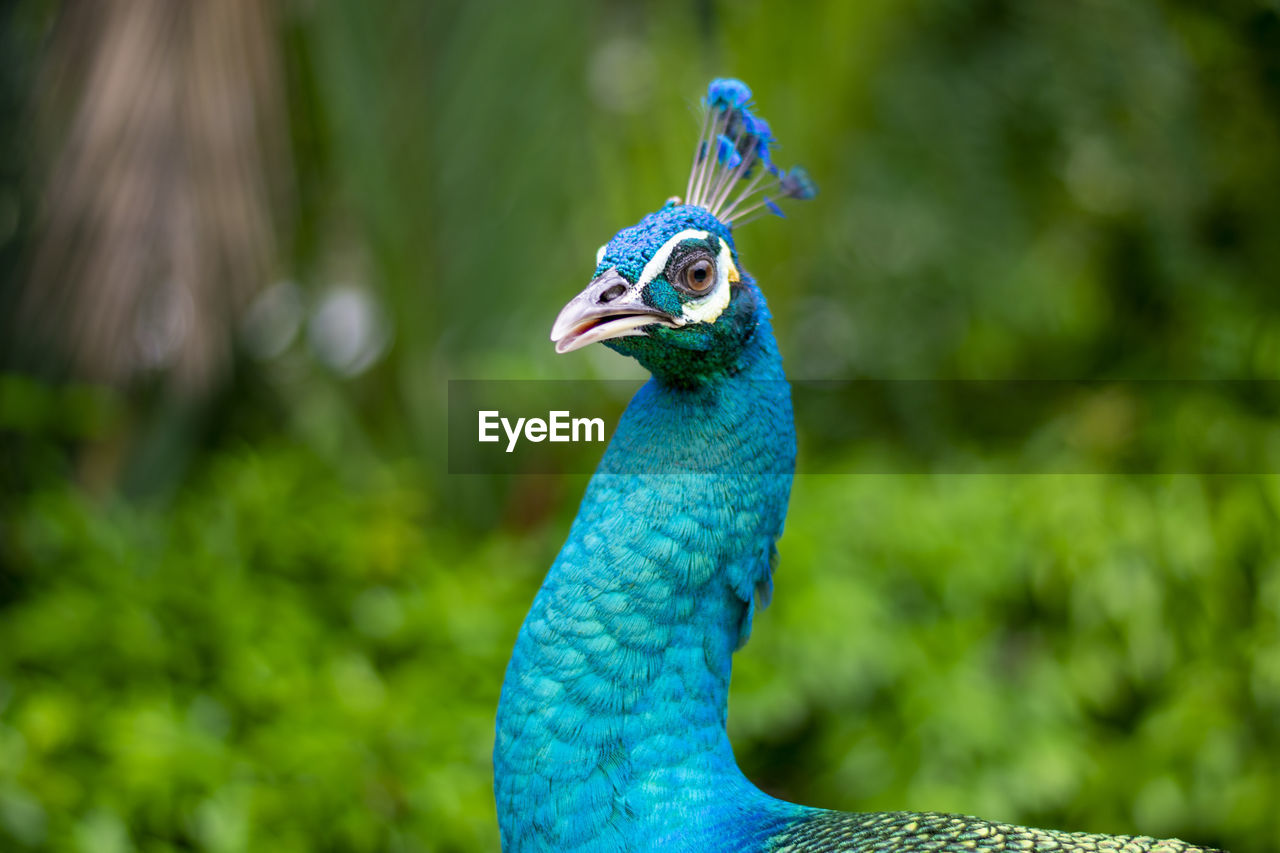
(550, 268, 682, 354)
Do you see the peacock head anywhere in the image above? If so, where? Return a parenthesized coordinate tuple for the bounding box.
(551, 78, 815, 382)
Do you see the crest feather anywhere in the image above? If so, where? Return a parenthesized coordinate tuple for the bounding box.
(682, 78, 817, 227)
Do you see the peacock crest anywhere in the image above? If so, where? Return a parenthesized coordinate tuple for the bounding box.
(683, 78, 818, 225)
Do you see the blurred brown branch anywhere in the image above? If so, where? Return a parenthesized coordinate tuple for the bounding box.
(21, 0, 289, 393)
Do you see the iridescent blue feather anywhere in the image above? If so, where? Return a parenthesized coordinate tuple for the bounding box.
(686, 78, 816, 224)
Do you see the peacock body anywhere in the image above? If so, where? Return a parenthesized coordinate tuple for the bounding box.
(492, 79, 1221, 853)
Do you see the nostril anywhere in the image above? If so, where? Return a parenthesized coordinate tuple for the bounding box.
(599, 283, 626, 303)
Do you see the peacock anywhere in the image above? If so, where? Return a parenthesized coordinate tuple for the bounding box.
(493, 79, 1222, 853)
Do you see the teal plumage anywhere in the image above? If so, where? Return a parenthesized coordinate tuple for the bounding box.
(492, 79, 1222, 853)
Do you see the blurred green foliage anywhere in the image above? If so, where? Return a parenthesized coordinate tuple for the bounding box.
(2, 0, 1279, 851)
(2, 441, 560, 851)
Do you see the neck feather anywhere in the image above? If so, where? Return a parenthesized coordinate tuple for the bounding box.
(494, 317, 799, 850)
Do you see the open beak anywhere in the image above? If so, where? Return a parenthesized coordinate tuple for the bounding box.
(550, 268, 682, 354)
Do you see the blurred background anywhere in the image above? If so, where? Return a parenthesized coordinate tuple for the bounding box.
(1, 0, 1278, 850)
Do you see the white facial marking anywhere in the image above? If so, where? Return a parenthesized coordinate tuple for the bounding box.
(637, 229, 709, 288)
(595, 244, 607, 266)
(680, 237, 735, 325)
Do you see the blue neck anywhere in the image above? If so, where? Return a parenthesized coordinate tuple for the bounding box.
(494, 306, 804, 850)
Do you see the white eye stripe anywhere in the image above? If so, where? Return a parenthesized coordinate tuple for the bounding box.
(596, 244, 607, 266)
(636, 229, 710, 288)
(680, 238, 735, 325)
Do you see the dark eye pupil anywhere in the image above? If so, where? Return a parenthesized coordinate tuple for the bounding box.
(685, 259, 713, 291)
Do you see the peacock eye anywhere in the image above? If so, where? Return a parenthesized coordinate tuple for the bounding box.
(682, 258, 715, 293)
